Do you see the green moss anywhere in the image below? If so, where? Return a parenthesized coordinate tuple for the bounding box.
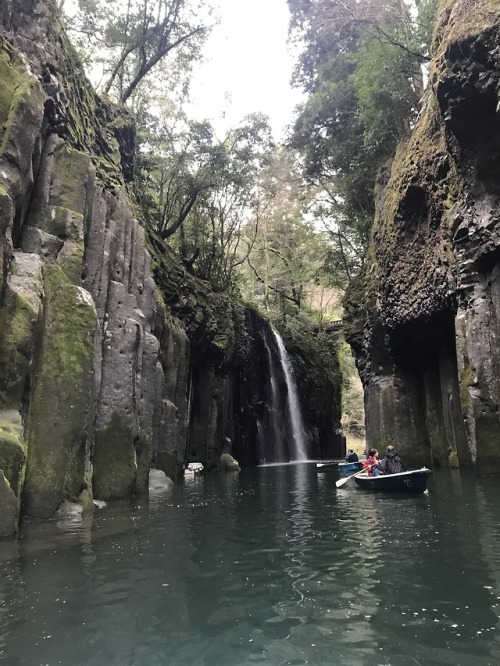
(0, 39, 44, 156)
(92, 413, 137, 501)
(434, 0, 500, 59)
(46, 206, 84, 239)
(44, 264, 96, 376)
(49, 26, 130, 189)
(23, 264, 96, 518)
(459, 363, 475, 412)
(0, 55, 19, 142)
(52, 147, 91, 215)
(0, 291, 38, 409)
(0, 419, 26, 498)
(57, 240, 85, 285)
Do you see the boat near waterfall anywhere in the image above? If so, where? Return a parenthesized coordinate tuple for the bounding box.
(354, 468, 432, 493)
(316, 460, 364, 474)
(316, 460, 340, 472)
(338, 461, 363, 476)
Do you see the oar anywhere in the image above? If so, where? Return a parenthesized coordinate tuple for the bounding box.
(316, 462, 339, 468)
(335, 467, 368, 488)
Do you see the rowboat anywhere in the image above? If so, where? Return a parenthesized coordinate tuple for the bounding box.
(316, 461, 340, 472)
(338, 461, 363, 476)
(184, 462, 204, 477)
(354, 468, 431, 493)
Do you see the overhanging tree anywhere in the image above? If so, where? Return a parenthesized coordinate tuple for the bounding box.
(287, 0, 438, 287)
(66, 0, 210, 103)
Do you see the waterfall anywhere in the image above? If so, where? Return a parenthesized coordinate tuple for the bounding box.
(270, 329, 308, 461)
(261, 333, 287, 462)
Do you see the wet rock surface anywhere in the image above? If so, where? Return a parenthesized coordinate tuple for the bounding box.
(0, 0, 342, 533)
(344, 0, 500, 473)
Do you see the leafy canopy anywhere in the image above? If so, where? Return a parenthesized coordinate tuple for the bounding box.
(288, 0, 438, 286)
(66, 0, 211, 103)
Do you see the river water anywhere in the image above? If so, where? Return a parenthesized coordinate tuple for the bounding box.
(1, 464, 500, 666)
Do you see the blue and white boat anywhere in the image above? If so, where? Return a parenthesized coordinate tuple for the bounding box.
(338, 461, 363, 476)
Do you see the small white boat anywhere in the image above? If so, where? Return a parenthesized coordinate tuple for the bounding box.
(184, 462, 204, 477)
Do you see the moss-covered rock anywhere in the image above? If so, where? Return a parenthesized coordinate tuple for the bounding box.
(92, 413, 137, 501)
(0, 185, 13, 294)
(0, 289, 38, 409)
(344, 0, 500, 471)
(0, 471, 18, 537)
(148, 468, 174, 493)
(219, 453, 240, 472)
(0, 40, 44, 151)
(0, 414, 25, 498)
(23, 264, 96, 518)
(50, 146, 91, 216)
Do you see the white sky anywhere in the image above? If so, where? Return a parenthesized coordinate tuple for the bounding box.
(186, 0, 304, 140)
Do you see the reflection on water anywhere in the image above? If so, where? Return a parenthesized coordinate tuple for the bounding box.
(1, 466, 500, 665)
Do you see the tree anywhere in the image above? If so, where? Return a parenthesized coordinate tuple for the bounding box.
(185, 114, 275, 291)
(287, 0, 438, 287)
(240, 148, 341, 319)
(66, 0, 210, 104)
(136, 110, 275, 291)
(135, 106, 225, 242)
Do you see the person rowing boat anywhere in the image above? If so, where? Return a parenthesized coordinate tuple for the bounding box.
(362, 448, 381, 476)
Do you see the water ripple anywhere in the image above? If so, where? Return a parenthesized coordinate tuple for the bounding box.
(1, 466, 500, 665)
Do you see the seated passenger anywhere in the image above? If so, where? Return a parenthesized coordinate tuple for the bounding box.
(346, 449, 359, 463)
(362, 448, 381, 476)
(378, 445, 405, 475)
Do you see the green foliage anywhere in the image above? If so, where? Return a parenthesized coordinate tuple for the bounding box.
(288, 0, 439, 289)
(237, 148, 341, 320)
(351, 35, 418, 152)
(139, 111, 275, 292)
(65, 0, 210, 104)
(338, 341, 365, 434)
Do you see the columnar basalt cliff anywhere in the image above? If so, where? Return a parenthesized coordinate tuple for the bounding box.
(344, 0, 500, 473)
(0, 0, 341, 536)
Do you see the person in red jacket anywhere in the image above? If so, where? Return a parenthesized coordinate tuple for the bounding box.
(363, 448, 381, 476)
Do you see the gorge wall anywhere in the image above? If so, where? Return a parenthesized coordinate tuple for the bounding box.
(0, 0, 342, 536)
(344, 0, 500, 473)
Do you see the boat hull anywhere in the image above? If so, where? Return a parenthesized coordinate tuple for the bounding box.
(354, 468, 431, 493)
(339, 461, 363, 476)
(316, 461, 340, 472)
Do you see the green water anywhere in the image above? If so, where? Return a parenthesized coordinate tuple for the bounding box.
(1, 464, 500, 665)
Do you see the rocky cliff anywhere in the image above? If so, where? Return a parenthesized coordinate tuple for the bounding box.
(344, 0, 500, 473)
(0, 0, 341, 536)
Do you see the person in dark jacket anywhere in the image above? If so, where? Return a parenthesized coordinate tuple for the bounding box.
(346, 449, 359, 463)
(378, 445, 404, 474)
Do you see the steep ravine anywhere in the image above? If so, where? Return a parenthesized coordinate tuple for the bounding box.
(344, 0, 500, 473)
(0, 0, 342, 536)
